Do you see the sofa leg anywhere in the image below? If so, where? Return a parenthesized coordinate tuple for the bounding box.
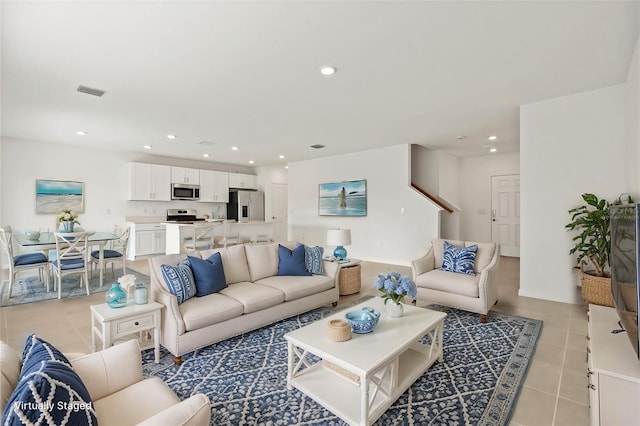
(480, 314, 487, 324)
(412, 299, 416, 306)
(332, 302, 338, 307)
(173, 356, 182, 365)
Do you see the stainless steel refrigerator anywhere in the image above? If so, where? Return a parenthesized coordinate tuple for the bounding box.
(227, 190, 264, 222)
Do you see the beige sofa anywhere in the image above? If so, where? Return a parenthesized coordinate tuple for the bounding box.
(1, 339, 211, 425)
(149, 242, 340, 364)
(411, 238, 500, 323)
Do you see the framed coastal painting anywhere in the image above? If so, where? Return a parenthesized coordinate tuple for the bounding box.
(36, 179, 85, 213)
(319, 179, 367, 216)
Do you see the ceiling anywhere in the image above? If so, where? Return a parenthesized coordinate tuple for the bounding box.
(2, 1, 638, 167)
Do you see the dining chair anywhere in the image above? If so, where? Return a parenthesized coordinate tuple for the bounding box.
(51, 232, 90, 299)
(0, 226, 50, 300)
(183, 222, 217, 254)
(89, 226, 129, 278)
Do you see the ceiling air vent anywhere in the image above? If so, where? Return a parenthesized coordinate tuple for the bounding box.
(77, 85, 106, 97)
(310, 144, 325, 149)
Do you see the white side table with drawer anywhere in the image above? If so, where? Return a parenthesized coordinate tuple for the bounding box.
(90, 301, 163, 363)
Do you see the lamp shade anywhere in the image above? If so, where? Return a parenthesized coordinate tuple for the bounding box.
(326, 229, 351, 246)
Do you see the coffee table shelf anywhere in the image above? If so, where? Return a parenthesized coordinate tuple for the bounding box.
(285, 298, 446, 426)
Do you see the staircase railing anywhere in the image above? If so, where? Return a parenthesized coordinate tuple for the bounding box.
(410, 183, 454, 213)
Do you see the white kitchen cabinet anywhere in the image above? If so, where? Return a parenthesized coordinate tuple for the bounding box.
(199, 170, 229, 203)
(127, 163, 171, 201)
(126, 223, 166, 259)
(171, 166, 200, 184)
(228, 173, 256, 189)
(587, 305, 640, 426)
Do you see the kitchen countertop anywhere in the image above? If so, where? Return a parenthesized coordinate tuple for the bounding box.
(126, 216, 166, 224)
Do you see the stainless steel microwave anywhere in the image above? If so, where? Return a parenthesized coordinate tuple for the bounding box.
(171, 183, 200, 200)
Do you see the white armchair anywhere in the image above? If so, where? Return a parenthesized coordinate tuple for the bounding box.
(411, 238, 500, 323)
(1, 339, 211, 425)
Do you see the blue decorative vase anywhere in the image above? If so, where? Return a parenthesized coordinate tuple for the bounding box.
(105, 283, 127, 308)
(333, 245, 347, 260)
(61, 221, 74, 233)
(134, 283, 148, 305)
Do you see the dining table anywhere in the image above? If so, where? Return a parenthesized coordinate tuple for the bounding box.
(14, 231, 119, 288)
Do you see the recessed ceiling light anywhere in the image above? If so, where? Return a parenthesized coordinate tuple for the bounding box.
(203, 153, 210, 158)
(143, 145, 152, 149)
(320, 66, 336, 76)
(279, 155, 285, 159)
(489, 147, 497, 153)
(231, 146, 239, 151)
(285, 166, 288, 169)
(76, 130, 87, 136)
(167, 134, 177, 139)
(488, 135, 497, 140)
(249, 160, 255, 164)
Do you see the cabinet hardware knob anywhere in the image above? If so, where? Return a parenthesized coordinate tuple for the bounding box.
(588, 384, 596, 390)
(134, 321, 139, 326)
(586, 336, 591, 341)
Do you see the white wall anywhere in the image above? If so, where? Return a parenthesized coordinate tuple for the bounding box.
(288, 144, 441, 265)
(520, 85, 626, 304)
(458, 152, 520, 243)
(0, 137, 254, 254)
(625, 37, 640, 195)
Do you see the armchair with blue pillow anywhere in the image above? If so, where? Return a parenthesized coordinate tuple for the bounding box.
(1, 335, 211, 425)
(411, 238, 500, 323)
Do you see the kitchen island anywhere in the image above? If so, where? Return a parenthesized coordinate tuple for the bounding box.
(164, 219, 224, 255)
(165, 220, 277, 254)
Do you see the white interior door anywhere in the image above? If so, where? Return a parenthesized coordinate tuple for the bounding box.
(270, 183, 288, 241)
(491, 174, 520, 257)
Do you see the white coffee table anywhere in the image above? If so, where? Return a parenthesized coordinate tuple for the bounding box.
(285, 297, 446, 426)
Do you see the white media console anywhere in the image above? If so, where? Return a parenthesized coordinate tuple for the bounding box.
(587, 304, 640, 425)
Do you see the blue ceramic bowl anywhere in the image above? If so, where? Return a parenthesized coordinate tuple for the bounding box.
(345, 307, 380, 334)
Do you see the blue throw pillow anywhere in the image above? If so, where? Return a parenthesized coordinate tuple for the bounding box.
(21, 334, 71, 373)
(2, 334, 97, 425)
(304, 245, 324, 275)
(160, 260, 197, 304)
(441, 241, 477, 276)
(188, 254, 227, 297)
(278, 244, 312, 276)
(2, 360, 97, 426)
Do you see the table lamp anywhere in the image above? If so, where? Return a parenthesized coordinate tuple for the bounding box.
(326, 229, 351, 261)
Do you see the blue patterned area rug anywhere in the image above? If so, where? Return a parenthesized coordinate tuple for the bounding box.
(0, 268, 149, 307)
(142, 300, 542, 426)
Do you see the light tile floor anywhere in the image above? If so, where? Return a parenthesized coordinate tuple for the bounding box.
(1, 256, 589, 425)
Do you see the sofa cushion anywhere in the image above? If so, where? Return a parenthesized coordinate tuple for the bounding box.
(304, 245, 324, 275)
(161, 260, 197, 304)
(180, 293, 244, 331)
(188, 254, 227, 297)
(277, 244, 311, 276)
(93, 376, 180, 425)
(415, 269, 480, 298)
(256, 275, 334, 301)
(201, 245, 250, 285)
(441, 241, 477, 276)
(0, 342, 21, 413)
(432, 238, 465, 268)
(469, 241, 496, 273)
(219, 282, 284, 314)
(244, 243, 278, 282)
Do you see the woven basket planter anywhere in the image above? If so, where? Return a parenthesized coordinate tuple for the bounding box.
(581, 271, 614, 307)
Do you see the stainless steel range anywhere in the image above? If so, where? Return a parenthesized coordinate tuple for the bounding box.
(166, 209, 206, 223)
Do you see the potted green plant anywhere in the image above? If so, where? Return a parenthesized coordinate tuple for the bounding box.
(566, 193, 611, 278)
(566, 193, 633, 306)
